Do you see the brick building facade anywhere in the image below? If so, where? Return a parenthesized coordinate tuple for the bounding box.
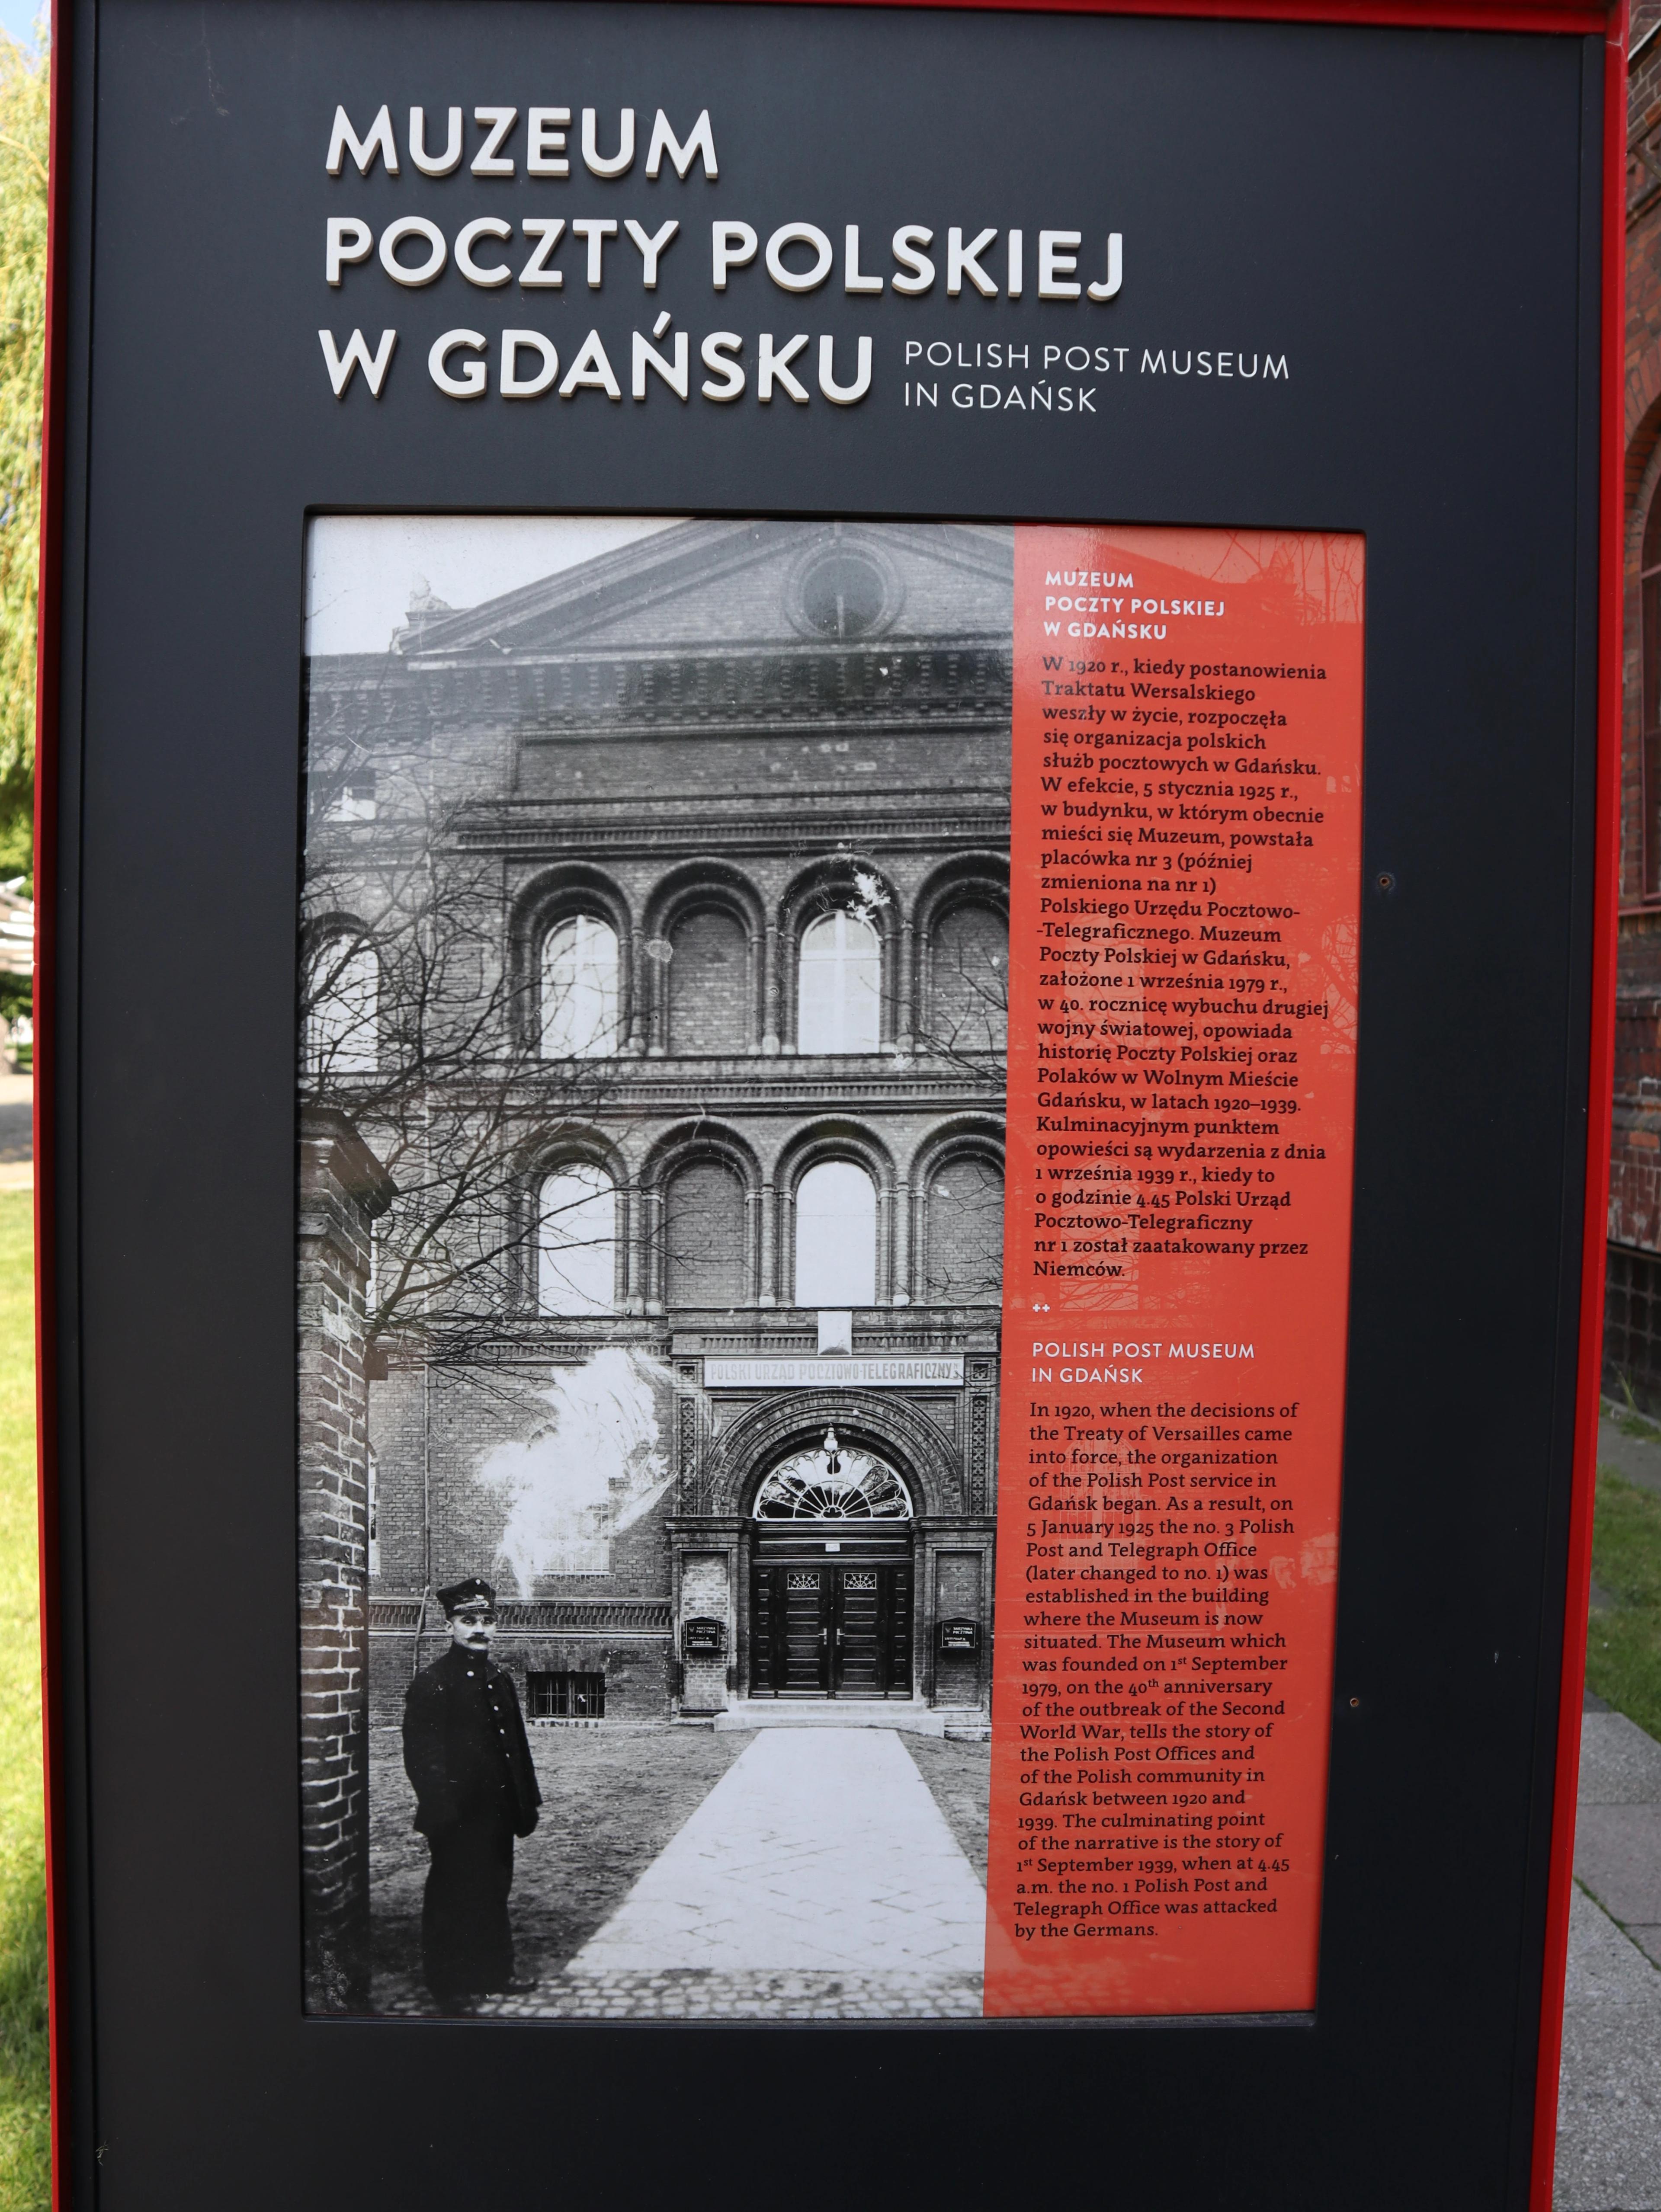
(300, 520, 1011, 1738)
(1607, 10, 1661, 1404)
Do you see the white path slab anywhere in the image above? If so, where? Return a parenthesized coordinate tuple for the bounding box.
(1556, 1885, 1661, 2210)
(569, 1727, 986, 1976)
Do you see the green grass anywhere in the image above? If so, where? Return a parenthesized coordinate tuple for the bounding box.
(1586, 1469, 1661, 1744)
(0, 1193, 48, 2210)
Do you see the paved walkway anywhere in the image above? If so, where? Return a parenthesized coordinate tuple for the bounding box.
(1590, 1407, 1661, 1502)
(483, 1726, 986, 2021)
(1555, 1409, 1661, 2208)
(1575, 1707, 1661, 1970)
(1559, 1876, 1661, 2209)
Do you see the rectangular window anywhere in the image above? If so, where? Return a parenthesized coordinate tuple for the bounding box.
(526, 1670, 606, 1720)
(324, 770, 377, 823)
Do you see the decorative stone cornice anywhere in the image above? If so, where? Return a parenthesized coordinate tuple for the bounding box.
(407, 637, 1012, 738)
(452, 800, 1010, 858)
(308, 640, 1012, 739)
(330, 1064, 1006, 1116)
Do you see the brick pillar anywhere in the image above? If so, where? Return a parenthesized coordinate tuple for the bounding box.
(297, 1107, 395, 2012)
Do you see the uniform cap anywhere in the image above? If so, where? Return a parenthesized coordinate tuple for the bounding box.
(437, 1576, 496, 1615)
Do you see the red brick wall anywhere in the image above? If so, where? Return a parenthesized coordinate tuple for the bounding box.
(667, 906, 750, 1053)
(664, 1158, 748, 1306)
(1607, 32, 1661, 1405)
(369, 1628, 669, 1726)
(923, 900, 1008, 1054)
(1623, 12, 1661, 896)
(923, 1152, 1004, 1303)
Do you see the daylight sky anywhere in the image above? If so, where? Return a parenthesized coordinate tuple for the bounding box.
(304, 515, 686, 656)
(0, 3, 44, 51)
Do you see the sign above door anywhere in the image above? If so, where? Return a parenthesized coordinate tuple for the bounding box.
(702, 1357, 966, 1389)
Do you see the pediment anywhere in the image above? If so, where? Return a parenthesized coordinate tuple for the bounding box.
(398, 519, 1014, 663)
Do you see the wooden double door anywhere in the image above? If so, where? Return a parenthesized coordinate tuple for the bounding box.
(751, 1550, 913, 1698)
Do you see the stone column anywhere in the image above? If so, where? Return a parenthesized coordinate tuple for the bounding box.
(761, 922, 782, 1055)
(639, 1184, 664, 1316)
(891, 1178, 912, 1306)
(748, 924, 766, 1055)
(628, 929, 649, 1056)
(297, 1107, 395, 2014)
(896, 916, 916, 1048)
(620, 1182, 641, 1314)
(758, 1181, 778, 1307)
(744, 1183, 762, 1303)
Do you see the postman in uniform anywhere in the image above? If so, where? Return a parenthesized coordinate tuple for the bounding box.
(401, 1577, 542, 2010)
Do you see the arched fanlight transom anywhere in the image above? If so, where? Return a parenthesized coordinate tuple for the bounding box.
(753, 1428, 913, 1521)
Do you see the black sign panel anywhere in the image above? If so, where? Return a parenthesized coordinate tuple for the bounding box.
(40, 2, 1609, 2205)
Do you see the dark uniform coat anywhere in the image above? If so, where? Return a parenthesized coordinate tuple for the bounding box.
(402, 1644, 542, 2005)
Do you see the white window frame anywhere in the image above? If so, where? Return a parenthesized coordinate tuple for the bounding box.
(797, 908, 880, 1053)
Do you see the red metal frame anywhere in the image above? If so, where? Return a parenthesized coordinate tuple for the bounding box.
(1527, 12, 1628, 2209)
(28, 0, 1623, 2204)
(779, 0, 1613, 24)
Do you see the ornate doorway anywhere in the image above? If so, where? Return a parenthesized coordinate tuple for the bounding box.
(748, 1430, 914, 1700)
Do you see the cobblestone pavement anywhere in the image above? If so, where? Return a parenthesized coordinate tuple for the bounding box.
(476, 1968, 985, 2020)
(475, 1726, 988, 2020)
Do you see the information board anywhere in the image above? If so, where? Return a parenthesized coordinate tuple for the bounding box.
(34, 2, 1619, 2205)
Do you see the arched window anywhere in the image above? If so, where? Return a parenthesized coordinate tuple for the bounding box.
(795, 1159, 876, 1307)
(798, 910, 880, 1053)
(537, 1164, 616, 1314)
(668, 909, 748, 1054)
(927, 903, 1007, 1056)
(925, 1153, 1004, 1305)
(1643, 489, 1661, 897)
(755, 1436, 912, 1519)
(542, 915, 620, 1058)
(664, 1159, 747, 1307)
(305, 932, 378, 1078)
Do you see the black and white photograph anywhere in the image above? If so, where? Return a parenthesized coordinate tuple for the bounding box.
(296, 515, 1012, 2020)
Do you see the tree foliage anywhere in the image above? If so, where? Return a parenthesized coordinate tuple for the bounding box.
(0, 27, 47, 887)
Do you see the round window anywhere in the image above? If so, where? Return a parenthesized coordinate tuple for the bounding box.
(798, 551, 888, 640)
